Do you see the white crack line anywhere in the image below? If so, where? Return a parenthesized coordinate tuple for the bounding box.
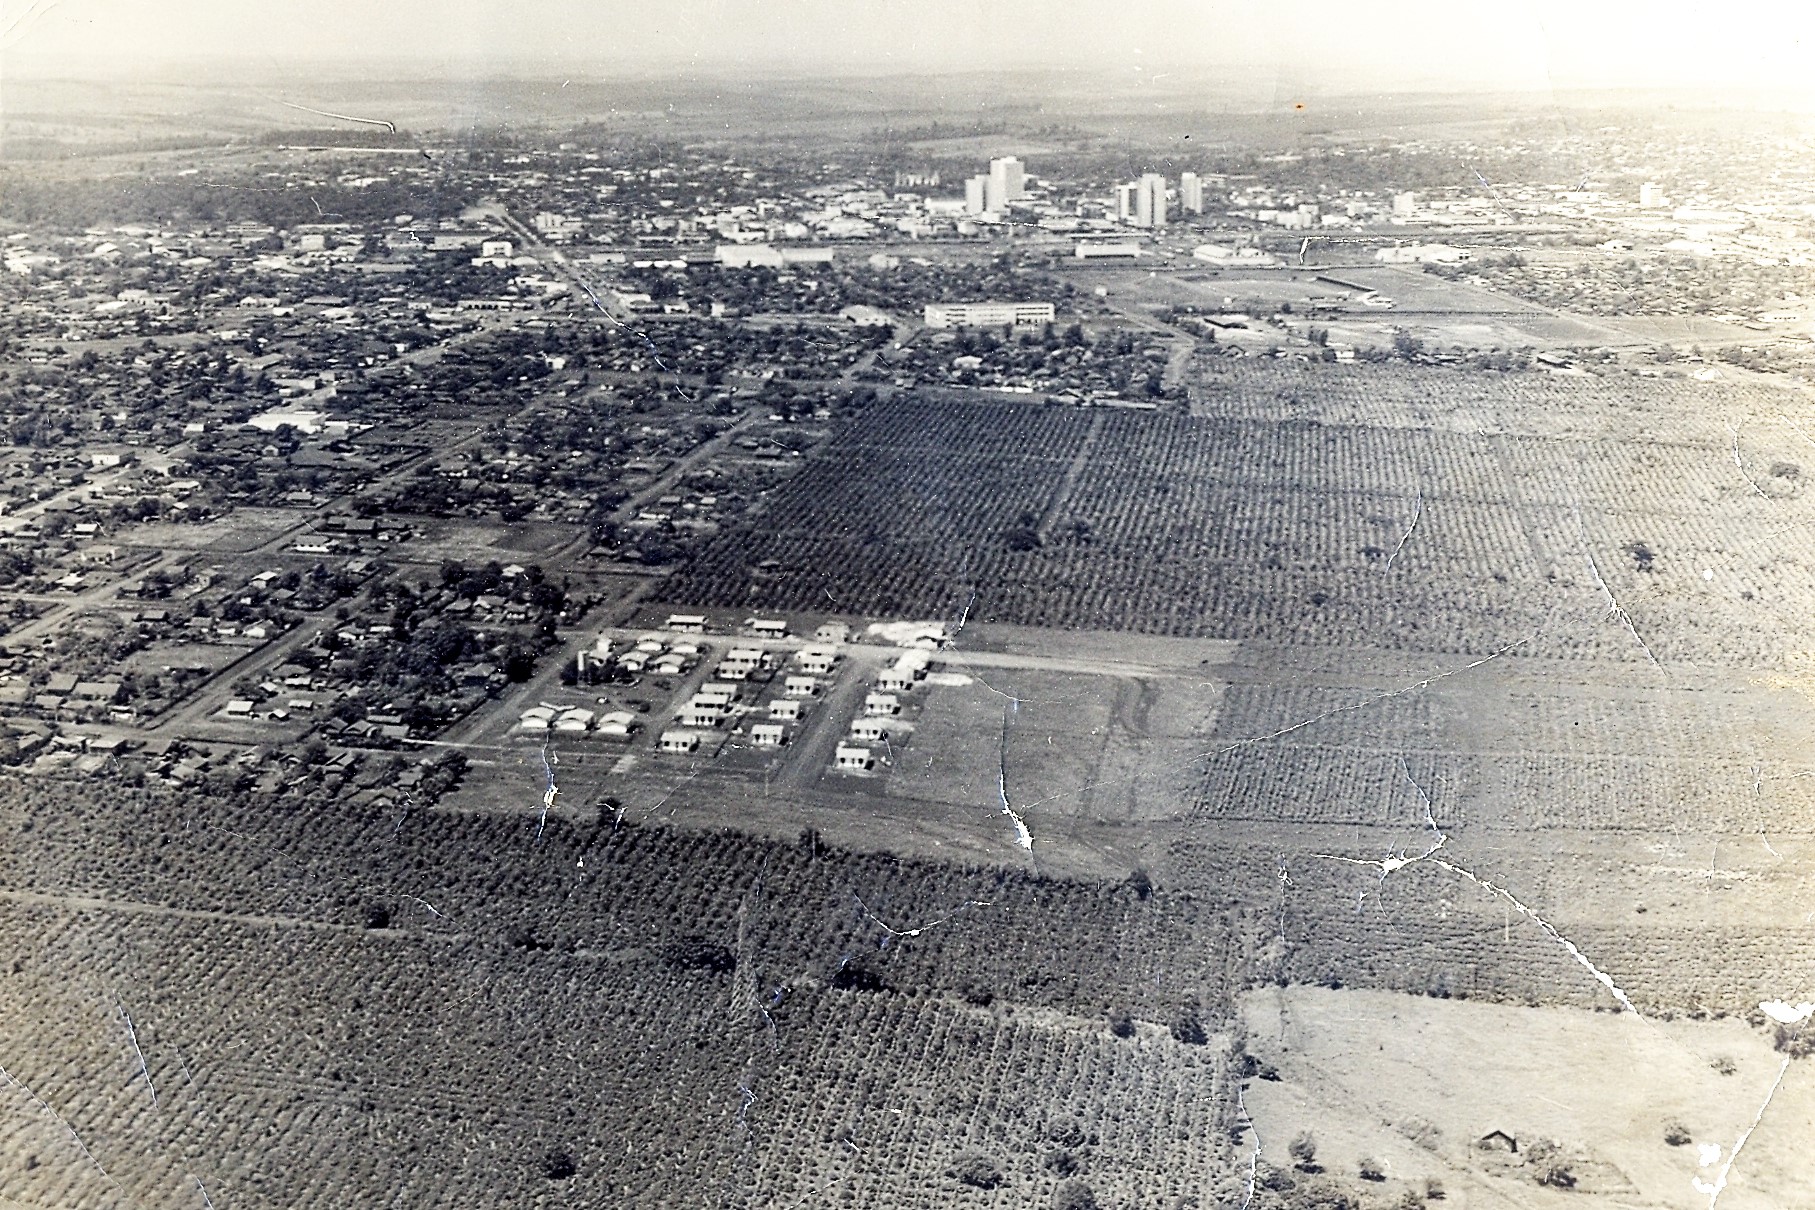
(1571, 503, 1663, 670)
(1236, 1085, 1261, 1210)
(1384, 492, 1424, 570)
(1316, 759, 1642, 1017)
(1727, 421, 1770, 501)
(0, 1062, 118, 1190)
(536, 741, 559, 840)
(1429, 857, 1642, 1018)
(852, 892, 995, 939)
(115, 995, 157, 1108)
(1698, 1052, 1793, 1209)
(997, 696, 1035, 852)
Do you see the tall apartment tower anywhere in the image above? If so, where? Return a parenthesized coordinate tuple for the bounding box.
(1116, 182, 1140, 223)
(1179, 172, 1204, 215)
(965, 175, 989, 214)
(985, 157, 1025, 214)
(1137, 173, 1168, 228)
(1392, 191, 1417, 220)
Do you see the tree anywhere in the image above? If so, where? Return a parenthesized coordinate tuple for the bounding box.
(948, 1153, 1003, 1189)
(1169, 1002, 1207, 1045)
(1053, 1179, 1098, 1210)
(1289, 1131, 1318, 1170)
(1357, 1156, 1385, 1181)
(1006, 525, 1042, 552)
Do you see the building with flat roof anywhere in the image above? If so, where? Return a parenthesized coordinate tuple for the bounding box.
(1075, 242, 1141, 260)
(965, 175, 988, 215)
(1179, 172, 1204, 215)
(1135, 173, 1168, 228)
(834, 745, 874, 771)
(924, 301, 1055, 329)
(985, 157, 1025, 214)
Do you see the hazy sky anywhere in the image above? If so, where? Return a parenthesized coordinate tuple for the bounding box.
(4, 0, 1812, 98)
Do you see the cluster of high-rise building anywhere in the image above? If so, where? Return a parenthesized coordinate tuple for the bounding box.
(951, 156, 1217, 230)
(1113, 171, 1206, 228)
(963, 156, 1028, 216)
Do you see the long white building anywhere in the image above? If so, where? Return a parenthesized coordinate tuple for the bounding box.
(924, 301, 1055, 328)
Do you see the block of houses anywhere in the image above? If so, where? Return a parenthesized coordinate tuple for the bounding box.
(767, 698, 804, 721)
(834, 744, 873, 771)
(749, 722, 786, 747)
(665, 614, 707, 634)
(863, 692, 900, 717)
(519, 705, 556, 731)
(784, 674, 818, 697)
(747, 618, 788, 639)
(850, 718, 889, 743)
(659, 730, 701, 754)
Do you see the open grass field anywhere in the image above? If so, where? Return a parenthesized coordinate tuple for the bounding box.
(1238, 985, 1815, 1210)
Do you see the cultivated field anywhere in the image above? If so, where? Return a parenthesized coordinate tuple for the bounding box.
(0, 776, 1246, 1210)
(666, 364, 1815, 669)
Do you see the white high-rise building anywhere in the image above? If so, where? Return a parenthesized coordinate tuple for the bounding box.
(965, 175, 988, 214)
(1137, 173, 1168, 228)
(1639, 181, 1667, 209)
(1392, 191, 1417, 219)
(1179, 172, 1203, 215)
(1116, 182, 1140, 222)
(988, 157, 1026, 210)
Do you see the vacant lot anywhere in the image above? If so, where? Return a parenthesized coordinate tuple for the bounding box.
(1238, 984, 1815, 1210)
(391, 518, 579, 566)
